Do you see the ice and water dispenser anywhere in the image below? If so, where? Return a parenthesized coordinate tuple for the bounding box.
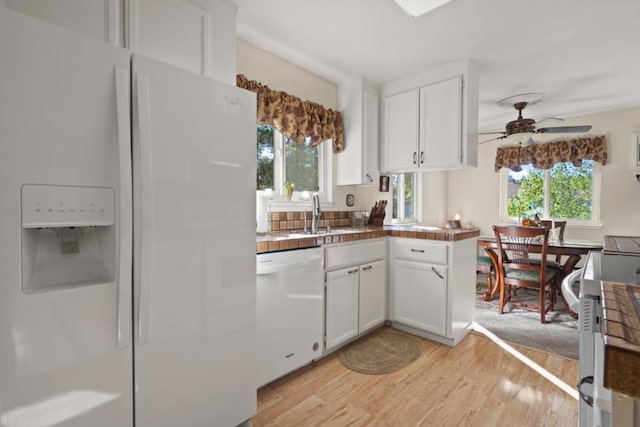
(21, 184, 116, 293)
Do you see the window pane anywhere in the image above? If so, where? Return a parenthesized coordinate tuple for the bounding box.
(284, 136, 318, 192)
(257, 125, 274, 190)
(506, 164, 544, 218)
(550, 160, 593, 220)
(391, 173, 415, 221)
(403, 173, 415, 221)
(392, 175, 399, 219)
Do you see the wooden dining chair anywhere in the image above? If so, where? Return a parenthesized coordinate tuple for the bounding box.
(476, 253, 494, 295)
(492, 225, 557, 323)
(540, 220, 567, 267)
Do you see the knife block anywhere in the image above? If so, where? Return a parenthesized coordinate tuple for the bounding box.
(368, 213, 385, 226)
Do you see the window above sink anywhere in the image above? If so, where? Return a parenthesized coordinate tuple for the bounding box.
(257, 125, 333, 206)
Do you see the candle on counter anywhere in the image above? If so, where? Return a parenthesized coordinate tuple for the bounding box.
(454, 213, 461, 221)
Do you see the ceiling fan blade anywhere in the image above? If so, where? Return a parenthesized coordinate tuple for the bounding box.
(535, 117, 564, 125)
(478, 131, 506, 135)
(536, 125, 592, 134)
(478, 135, 506, 144)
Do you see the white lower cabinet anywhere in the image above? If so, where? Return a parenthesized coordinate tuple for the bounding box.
(359, 260, 386, 331)
(392, 259, 446, 335)
(390, 237, 476, 346)
(326, 266, 360, 349)
(324, 240, 387, 350)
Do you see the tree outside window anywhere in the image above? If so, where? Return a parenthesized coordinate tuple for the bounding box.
(256, 125, 326, 201)
(392, 173, 416, 223)
(284, 137, 318, 192)
(506, 160, 595, 221)
(257, 125, 274, 190)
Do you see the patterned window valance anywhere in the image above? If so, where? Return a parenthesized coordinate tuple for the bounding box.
(494, 135, 608, 172)
(236, 74, 345, 153)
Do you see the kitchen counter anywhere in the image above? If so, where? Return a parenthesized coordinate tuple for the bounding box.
(256, 226, 479, 253)
(601, 281, 640, 399)
(604, 235, 640, 255)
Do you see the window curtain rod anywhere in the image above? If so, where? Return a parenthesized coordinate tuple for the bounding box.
(237, 74, 345, 153)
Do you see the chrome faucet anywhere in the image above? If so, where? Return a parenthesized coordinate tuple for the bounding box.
(311, 193, 321, 234)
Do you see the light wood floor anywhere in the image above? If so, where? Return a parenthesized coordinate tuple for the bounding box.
(253, 327, 578, 427)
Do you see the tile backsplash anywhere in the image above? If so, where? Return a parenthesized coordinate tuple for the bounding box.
(269, 211, 353, 231)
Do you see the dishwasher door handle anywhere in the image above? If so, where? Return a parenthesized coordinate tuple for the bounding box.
(257, 258, 323, 275)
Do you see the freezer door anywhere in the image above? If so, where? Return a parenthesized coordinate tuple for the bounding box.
(132, 53, 257, 427)
(0, 10, 133, 427)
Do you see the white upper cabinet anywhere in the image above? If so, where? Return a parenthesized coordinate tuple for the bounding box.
(383, 88, 420, 171)
(337, 78, 381, 186)
(420, 76, 462, 168)
(3, 0, 124, 45)
(128, 0, 237, 84)
(3, 0, 237, 85)
(381, 59, 478, 172)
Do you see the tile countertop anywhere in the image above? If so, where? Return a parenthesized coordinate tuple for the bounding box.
(256, 226, 480, 254)
(603, 235, 640, 255)
(601, 281, 640, 399)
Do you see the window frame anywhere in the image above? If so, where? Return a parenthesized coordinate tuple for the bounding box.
(499, 161, 601, 227)
(391, 172, 421, 224)
(257, 127, 333, 208)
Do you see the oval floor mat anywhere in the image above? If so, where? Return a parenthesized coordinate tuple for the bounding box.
(338, 330, 422, 375)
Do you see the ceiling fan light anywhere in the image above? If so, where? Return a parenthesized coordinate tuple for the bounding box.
(505, 132, 534, 142)
(391, 0, 454, 17)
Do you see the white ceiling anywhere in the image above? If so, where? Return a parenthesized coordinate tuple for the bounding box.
(235, 0, 640, 133)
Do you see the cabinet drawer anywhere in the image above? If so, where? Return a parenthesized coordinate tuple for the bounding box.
(391, 238, 447, 264)
(325, 239, 386, 270)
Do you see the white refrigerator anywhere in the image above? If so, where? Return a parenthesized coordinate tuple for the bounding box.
(0, 9, 257, 427)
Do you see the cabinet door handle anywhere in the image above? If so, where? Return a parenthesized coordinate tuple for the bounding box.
(431, 267, 444, 279)
(348, 269, 359, 274)
(362, 265, 373, 271)
(410, 249, 425, 253)
(420, 151, 424, 164)
(413, 152, 417, 164)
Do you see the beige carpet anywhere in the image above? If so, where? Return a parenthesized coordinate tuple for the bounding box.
(475, 274, 579, 359)
(338, 329, 422, 375)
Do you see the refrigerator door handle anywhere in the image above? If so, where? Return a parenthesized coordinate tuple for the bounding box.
(136, 74, 153, 345)
(115, 67, 132, 349)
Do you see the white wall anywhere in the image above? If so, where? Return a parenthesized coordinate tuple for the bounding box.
(237, 38, 359, 211)
(421, 171, 449, 226)
(351, 171, 449, 226)
(237, 39, 336, 108)
(448, 106, 640, 240)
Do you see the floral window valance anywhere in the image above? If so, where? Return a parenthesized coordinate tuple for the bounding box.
(494, 135, 608, 172)
(236, 74, 345, 153)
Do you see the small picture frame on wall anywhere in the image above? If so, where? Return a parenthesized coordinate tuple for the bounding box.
(346, 194, 354, 207)
(379, 175, 389, 192)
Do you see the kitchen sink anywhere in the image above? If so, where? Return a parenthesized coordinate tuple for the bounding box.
(411, 225, 442, 231)
(287, 229, 364, 238)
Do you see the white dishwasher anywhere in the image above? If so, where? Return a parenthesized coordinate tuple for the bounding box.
(256, 247, 324, 387)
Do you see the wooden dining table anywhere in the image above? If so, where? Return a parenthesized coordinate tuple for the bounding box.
(477, 236, 603, 315)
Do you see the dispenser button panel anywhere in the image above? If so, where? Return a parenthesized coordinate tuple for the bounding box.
(21, 184, 115, 228)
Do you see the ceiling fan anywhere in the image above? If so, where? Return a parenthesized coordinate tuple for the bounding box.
(479, 93, 592, 144)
